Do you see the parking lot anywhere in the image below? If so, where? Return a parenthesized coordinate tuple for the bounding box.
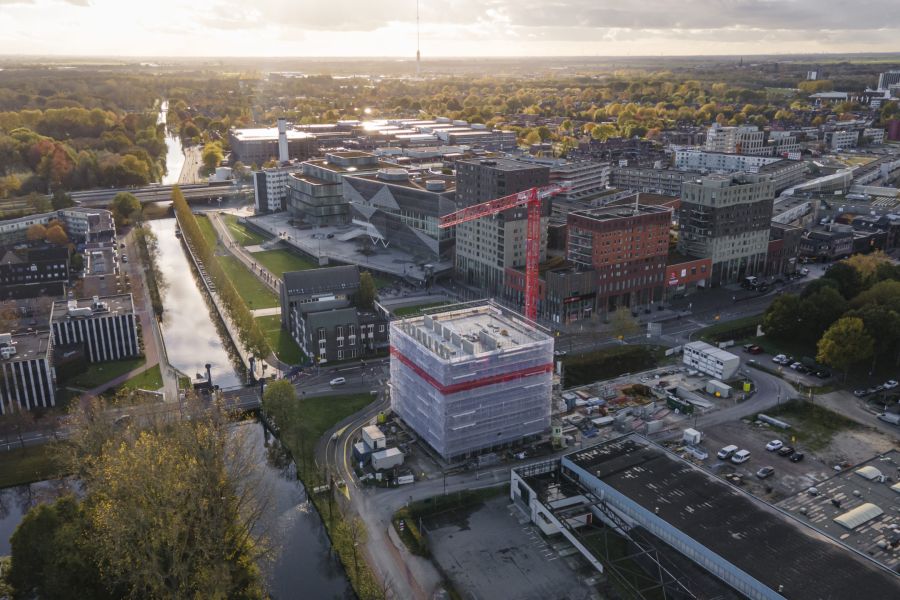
(696, 404, 898, 502)
(425, 495, 599, 600)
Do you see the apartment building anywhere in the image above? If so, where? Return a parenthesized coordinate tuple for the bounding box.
(704, 125, 766, 155)
(454, 159, 550, 293)
(610, 165, 689, 197)
(678, 173, 775, 285)
(253, 165, 294, 213)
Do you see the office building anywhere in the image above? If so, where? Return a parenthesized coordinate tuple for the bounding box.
(862, 128, 885, 145)
(682, 340, 740, 379)
(253, 165, 294, 213)
(704, 124, 766, 155)
(390, 302, 553, 461)
(511, 436, 900, 600)
(826, 129, 861, 150)
(228, 126, 317, 166)
(678, 173, 775, 285)
(286, 151, 390, 226)
(50, 294, 140, 363)
(343, 168, 457, 262)
(279, 265, 387, 363)
(0, 331, 55, 414)
(454, 159, 550, 292)
(877, 70, 900, 90)
(673, 150, 806, 194)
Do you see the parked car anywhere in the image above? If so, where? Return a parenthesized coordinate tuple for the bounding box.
(815, 370, 832, 379)
(790, 452, 805, 462)
(553, 350, 567, 357)
(329, 377, 346, 386)
(795, 365, 810, 374)
(773, 354, 787, 364)
(765, 440, 784, 452)
(867, 385, 885, 395)
(731, 449, 751, 464)
(743, 344, 763, 355)
(854, 389, 869, 397)
(777, 445, 795, 457)
(789, 362, 803, 370)
(756, 466, 776, 479)
(717, 445, 739, 460)
(883, 380, 898, 390)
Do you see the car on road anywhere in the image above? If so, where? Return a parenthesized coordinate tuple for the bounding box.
(765, 440, 784, 452)
(884, 380, 898, 390)
(790, 452, 805, 462)
(756, 466, 776, 479)
(731, 449, 751, 464)
(717, 445, 739, 460)
(777, 445, 795, 457)
(329, 377, 346, 386)
(743, 344, 763, 355)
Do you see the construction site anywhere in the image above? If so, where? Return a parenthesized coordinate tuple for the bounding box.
(389, 301, 554, 462)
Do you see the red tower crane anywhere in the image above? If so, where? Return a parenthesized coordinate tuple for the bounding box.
(439, 184, 566, 322)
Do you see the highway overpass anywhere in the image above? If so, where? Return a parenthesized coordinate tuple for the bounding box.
(68, 182, 244, 207)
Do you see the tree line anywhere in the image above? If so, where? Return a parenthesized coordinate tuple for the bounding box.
(171, 186, 271, 360)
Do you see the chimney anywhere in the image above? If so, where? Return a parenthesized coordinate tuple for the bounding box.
(277, 118, 289, 164)
(205, 363, 212, 387)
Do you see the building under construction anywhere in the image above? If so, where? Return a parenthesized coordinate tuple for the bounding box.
(389, 302, 554, 461)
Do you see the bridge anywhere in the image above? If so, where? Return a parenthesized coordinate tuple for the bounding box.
(68, 181, 243, 207)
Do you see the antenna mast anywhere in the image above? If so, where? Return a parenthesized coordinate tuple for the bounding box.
(416, 0, 421, 77)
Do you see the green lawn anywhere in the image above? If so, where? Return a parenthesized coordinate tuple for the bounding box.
(393, 301, 450, 317)
(64, 357, 146, 389)
(252, 249, 317, 278)
(223, 214, 268, 246)
(263, 393, 374, 468)
(216, 256, 279, 308)
(119, 364, 163, 391)
(195, 214, 219, 248)
(256, 315, 306, 365)
(0, 444, 63, 488)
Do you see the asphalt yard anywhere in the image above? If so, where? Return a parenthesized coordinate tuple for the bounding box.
(424, 496, 599, 600)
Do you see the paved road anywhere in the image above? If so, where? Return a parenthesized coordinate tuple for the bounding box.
(178, 145, 204, 185)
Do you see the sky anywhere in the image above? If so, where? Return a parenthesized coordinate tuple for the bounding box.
(1, 0, 900, 58)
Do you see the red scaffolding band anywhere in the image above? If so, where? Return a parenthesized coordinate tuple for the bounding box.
(390, 346, 552, 394)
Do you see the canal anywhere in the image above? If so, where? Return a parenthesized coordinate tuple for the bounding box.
(157, 99, 185, 186)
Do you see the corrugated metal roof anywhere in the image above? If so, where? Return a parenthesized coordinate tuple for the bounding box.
(834, 503, 884, 530)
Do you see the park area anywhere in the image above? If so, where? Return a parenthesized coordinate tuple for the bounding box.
(256, 315, 305, 365)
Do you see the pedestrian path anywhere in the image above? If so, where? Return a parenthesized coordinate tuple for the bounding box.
(251, 307, 281, 317)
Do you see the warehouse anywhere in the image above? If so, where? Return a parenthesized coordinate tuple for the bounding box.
(390, 302, 553, 461)
(510, 435, 900, 600)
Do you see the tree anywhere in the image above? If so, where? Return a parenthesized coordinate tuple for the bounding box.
(356, 271, 376, 310)
(70, 252, 84, 271)
(799, 277, 839, 299)
(44, 224, 68, 246)
(762, 294, 803, 339)
(262, 378, 296, 405)
(609, 309, 640, 340)
(108, 191, 141, 225)
(850, 279, 900, 313)
(523, 130, 541, 146)
(848, 305, 900, 369)
(26, 223, 47, 241)
(817, 317, 874, 380)
(50, 188, 74, 210)
(201, 142, 225, 173)
(799, 286, 846, 342)
(14, 396, 271, 599)
(844, 251, 891, 287)
(822, 262, 862, 299)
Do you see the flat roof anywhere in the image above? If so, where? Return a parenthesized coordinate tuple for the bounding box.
(776, 450, 900, 571)
(1, 330, 51, 361)
(304, 158, 395, 174)
(563, 435, 900, 600)
(51, 294, 135, 320)
(684, 340, 739, 362)
(231, 127, 314, 142)
(570, 203, 672, 222)
(394, 302, 550, 359)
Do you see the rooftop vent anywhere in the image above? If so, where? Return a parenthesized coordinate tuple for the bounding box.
(376, 168, 409, 182)
(425, 179, 447, 192)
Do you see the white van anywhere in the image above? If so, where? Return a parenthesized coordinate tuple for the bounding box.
(731, 449, 751, 464)
(717, 445, 739, 460)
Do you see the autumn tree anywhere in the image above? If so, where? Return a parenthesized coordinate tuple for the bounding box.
(356, 271, 377, 310)
(108, 191, 141, 225)
(25, 223, 47, 241)
(817, 317, 874, 381)
(44, 223, 68, 246)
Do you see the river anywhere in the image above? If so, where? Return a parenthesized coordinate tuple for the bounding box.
(149, 218, 244, 388)
(157, 99, 185, 186)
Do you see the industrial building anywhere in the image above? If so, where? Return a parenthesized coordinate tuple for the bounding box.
(390, 302, 554, 461)
(682, 341, 740, 380)
(50, 294, 140, 363)
(0, 331, 55, 414)
(510, 435, 900, 600)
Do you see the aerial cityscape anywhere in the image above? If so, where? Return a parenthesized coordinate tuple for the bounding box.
(2, 1, 900, 598)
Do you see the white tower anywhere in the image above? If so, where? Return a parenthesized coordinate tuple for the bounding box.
(277, 118, 289, 164)
(415, 0, 421, 77)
